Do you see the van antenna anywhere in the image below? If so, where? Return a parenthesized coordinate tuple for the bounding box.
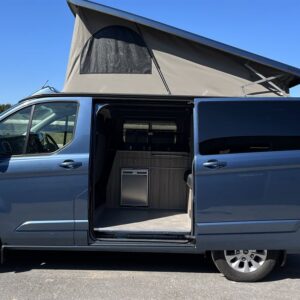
(41, 80, 49, 89)
(27, 80, 59, 98)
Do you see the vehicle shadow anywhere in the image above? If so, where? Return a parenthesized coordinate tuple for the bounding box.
(1, 251, 216, 274)
(264, 254, 300, 282)
(1, 251, 300, 282)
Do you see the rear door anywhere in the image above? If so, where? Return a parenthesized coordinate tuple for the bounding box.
(194, 98, 300, 251)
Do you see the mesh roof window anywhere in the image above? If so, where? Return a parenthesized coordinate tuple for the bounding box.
(80, 25, 152, 74)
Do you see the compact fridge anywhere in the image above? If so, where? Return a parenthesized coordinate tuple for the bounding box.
(120, 169, 149, 207)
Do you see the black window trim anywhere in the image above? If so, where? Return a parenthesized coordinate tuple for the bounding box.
(23, 104, 35, 155)
(0, 101, 80, 158)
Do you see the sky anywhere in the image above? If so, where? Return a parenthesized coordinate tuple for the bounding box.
(0, 0, 299, 104)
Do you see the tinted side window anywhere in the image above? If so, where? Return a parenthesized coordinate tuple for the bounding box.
(27, 103, 78, 154)
(0, 107, 32, 155)
(199, 101, 300, 155)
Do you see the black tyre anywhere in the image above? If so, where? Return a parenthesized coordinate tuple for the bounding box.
(211, 250, 280, 282)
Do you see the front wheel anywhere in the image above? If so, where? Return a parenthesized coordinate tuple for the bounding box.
(211, 250, 280, 282)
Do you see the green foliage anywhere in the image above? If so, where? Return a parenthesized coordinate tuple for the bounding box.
(0, 104, 11, 113)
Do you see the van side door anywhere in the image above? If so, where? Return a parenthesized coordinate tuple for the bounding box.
(194, 98, 300, 251)
(0, 98, 92, 246)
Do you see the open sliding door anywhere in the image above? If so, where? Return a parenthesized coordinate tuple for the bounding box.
(193, 97, 300, 251)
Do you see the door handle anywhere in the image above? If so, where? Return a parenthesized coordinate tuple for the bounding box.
(59, 160, 82, 169)
(203, 160, 227, 169)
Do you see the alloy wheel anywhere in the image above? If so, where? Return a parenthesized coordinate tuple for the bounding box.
(224, 250, 267, 273)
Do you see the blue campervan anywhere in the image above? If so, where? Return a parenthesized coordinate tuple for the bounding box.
(1, 0, 300, 282)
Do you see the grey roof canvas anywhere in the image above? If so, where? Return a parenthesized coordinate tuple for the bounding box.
(64, 0, 300, 96)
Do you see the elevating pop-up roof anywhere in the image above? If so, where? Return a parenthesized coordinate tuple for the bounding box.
(64, 0, 300, 97)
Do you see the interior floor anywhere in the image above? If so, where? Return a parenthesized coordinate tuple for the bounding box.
(94, 208, 191, 235)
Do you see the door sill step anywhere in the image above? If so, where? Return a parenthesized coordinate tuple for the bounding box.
(94, 231, 194, 241)
(96, 238, 192, 244)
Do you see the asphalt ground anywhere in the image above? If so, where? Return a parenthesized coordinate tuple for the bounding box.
(0, 251, 299, 300)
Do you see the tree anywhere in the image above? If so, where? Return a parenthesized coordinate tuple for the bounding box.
(0, 104, 11, 113)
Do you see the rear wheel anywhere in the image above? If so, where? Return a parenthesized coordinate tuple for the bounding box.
(211, 250, 280, 282)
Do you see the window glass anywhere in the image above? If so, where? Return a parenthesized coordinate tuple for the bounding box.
(199, 101, 300, 155)
(0, 107, 32, 155)
(80, 25, 152, 74)
(122, 120, 182, 151)
(27, 102, 78, 154)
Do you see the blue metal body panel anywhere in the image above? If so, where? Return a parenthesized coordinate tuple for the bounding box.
(194, 98, 300, 251)
(0, 97, 92, 246)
